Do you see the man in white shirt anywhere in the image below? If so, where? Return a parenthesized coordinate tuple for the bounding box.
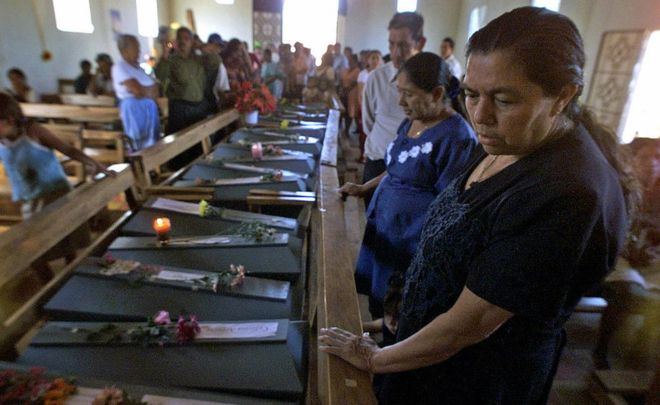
(440, 37, 463, 80)
(112, 34, 161, 151)
(361, 12, 425, 207)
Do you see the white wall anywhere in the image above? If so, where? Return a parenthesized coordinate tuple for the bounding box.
(343, 0, 396, 53)
(0, 0, 168, 95)
(169, 0, 253, 48)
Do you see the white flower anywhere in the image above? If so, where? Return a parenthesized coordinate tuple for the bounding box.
(398, 150, 409, 164)
(421, 142, 433, 154)
(409, 145, 421, 158)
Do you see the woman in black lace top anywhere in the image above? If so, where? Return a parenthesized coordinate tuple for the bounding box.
(319, 7, 636, 404)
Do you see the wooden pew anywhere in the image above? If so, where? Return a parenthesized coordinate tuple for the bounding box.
(60, 94, 115, 107)
(129, 109, 240, 200)
(0, 164, 135, 355)
(20, 103, 120, 124)
(42, 123, 86, 182)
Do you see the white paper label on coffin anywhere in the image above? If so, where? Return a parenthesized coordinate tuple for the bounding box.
(197, 322, 278, 339)
(155, 270, 207, 282)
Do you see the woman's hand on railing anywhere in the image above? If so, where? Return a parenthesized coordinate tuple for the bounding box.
(338, 182, 366, 200)
(319, 327, 381, 373)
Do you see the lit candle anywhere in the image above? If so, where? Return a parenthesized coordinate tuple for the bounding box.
(251, 142, 263, 160)
(153, 217, 171, 243)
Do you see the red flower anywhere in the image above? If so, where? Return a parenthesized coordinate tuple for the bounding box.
(234, 83, 277, 114)
(176, 315, 200, 343)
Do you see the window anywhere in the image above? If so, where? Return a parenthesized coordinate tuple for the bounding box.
(136, 0, 158, 38)
(531, 0, 561, 11)
(467, 6, 486, 40)
(216, 0, 235, 4)
(52, 0, 94, 33)
(397, 0, 417, 12)
(621, 30, 660, 142)
(283, 0, 338, 63)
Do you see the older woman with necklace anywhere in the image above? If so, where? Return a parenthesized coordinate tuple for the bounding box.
(340, 52, 476, 340)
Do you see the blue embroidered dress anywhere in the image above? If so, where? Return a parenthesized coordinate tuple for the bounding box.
(355, 114, 476, 311)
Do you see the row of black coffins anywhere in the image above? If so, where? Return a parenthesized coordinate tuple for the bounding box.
(8, 104, 339, 404)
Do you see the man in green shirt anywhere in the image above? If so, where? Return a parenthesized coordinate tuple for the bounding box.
(156, 27, 220, 134)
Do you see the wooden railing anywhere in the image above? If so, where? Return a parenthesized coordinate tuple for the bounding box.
(0, 164, 135, 354)
(128, 109, 240, 199)
(312, 109, 377, 404)
(20, 103, 120, 124)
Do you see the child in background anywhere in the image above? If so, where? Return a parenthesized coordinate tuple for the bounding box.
(0, 93, 111, 280)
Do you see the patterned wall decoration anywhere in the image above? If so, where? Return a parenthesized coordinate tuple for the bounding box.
(587, 30, 649, 135)
(253, 11, 282, 48)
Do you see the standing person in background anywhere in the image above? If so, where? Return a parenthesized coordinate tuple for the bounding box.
(88, 53, 115, 96)
(155, 27, 220, 134)
(74, 60, 93, 94)
(361, 12, 425, 208)
(261, 48, 284, 100)
(5, 68, 38, 103)
(341, 54, 361, 136)
(332, 42, 349, 83)
(440, 37, 463, 79)
(356, 50, 382, 162)
(112, 34, 160, 151)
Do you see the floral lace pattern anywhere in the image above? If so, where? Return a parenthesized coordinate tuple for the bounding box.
(389, 141, 433, 165)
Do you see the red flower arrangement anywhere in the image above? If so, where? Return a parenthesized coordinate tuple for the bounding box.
(234, 82, 277, 114)
(0, 367, 76, 404)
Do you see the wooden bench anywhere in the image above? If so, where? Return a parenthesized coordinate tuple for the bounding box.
(20, 103, 120, 125)
(0, 164, 135, 356)
(60, 94, 115, 107)
(128, 109, 240, 200)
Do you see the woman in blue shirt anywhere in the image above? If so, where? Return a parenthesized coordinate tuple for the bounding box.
(340, 53, 477, 338)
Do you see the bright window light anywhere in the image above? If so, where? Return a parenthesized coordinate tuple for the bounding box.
(621, 31, 660, 142)
(53, 0, 94, 33)
(467, 6, 486, 40)
(283, 0, 338, 64)
(137, 0, 159, 38)
(531, 0, 561, 11)
(216, 0, 235, 4)
(397, 0, 417, 12)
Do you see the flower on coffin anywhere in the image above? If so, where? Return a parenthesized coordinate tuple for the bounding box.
(92, 386, 146, 405)
(198, 199, 222, 217)
(99, 253, 116, 267)
(200, 263, 246, 292)
(280, 119, 290, 129)
(260, 170, 283, 182)
(176, 314, 201, 343)
(153, 310, 171, 325)
(265, 144, 283, 156)
(234, 221, 276, 242)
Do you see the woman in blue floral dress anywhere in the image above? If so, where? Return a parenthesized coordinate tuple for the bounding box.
(340, 53, 476, 335)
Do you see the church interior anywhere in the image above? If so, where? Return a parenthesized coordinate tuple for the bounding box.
(0, 0, 658, 404)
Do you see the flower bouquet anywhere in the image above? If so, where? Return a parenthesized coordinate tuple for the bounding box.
(235, 82, 277, 124)
(0, 367, 76, 404)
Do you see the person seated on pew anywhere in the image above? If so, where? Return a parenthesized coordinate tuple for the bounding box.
(0, 93, 112, 281)
(155, 27, 220, 134)
(112, 34, 161, 151)
(594, 137, 660, 369)
(88, 53, 115, 97)
(5, 68, 38, 103)
(321, 8, 635, 404)
(339, 52, 477, 346)
(73, 59, 93, 94)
